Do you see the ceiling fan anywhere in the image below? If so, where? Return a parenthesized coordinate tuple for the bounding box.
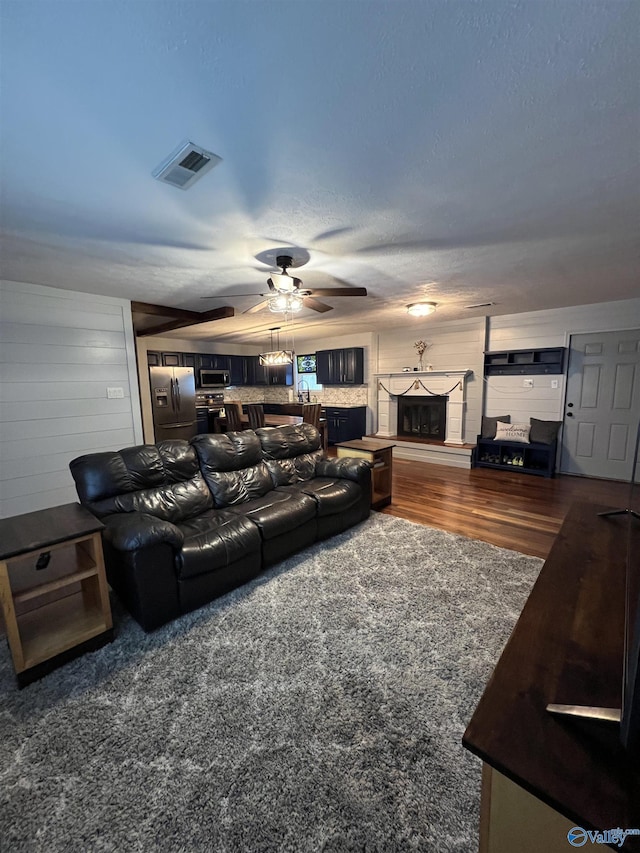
(203, 254, 367, 314)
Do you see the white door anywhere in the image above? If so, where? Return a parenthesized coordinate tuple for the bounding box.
(560, 330, 640, 480)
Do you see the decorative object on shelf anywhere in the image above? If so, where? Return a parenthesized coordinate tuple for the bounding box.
(406, 302, 437, 318)
(413, 339, 432, 371)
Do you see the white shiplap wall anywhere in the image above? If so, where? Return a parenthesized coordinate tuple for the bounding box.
(484, 298, 640, 423)
(0, 281, 143, 518)
(377, 317, 486, 442)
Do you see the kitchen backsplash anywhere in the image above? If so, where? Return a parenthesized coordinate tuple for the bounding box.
(223, 385, 368, 406)
(312, 386, 368, 406)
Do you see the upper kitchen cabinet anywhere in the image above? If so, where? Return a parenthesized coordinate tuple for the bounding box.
(263, 362, 293, 386)
(316, 348, 364, 385)
(147, 350, 195, 368)
(229, 355, 293, 386)
(229, 355, 261, 386)
(196, 353, 230, 371)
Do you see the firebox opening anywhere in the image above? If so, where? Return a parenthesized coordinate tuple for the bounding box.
(398, 395, 447, 440)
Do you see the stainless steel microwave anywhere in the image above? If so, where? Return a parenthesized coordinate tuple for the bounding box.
(199, 368, 230, 388)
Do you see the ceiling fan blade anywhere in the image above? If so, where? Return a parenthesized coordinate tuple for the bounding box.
(243, 300, 270, 314)
(201, 292, 265, 299)
(302, 297, 333, 313)
(306, 287, 368, 297)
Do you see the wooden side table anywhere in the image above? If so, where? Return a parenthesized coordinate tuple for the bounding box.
(336, 439, 395, 509)
(0, 503, 113, 687)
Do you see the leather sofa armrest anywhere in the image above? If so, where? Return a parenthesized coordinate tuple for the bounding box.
(102, 512, 184, 552)
(316, 457, 372, 487)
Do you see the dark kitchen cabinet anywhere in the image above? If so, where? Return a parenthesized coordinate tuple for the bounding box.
(229, 355, 293, 386)
(229, 355, 264, 386)
(196, 353, 230, 371)
(147, 351, 195, 368)
(316, 348, 364, 385)
(263, 363, 293, 386)
(321, 406, 366, 445)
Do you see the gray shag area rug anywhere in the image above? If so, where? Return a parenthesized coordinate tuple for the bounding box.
(0, 513, 542, 853)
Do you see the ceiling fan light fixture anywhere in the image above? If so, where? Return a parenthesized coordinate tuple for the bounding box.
(406, 301, 437, 317)
(269, 293, 303, 313)
(268, 272, 298, 293)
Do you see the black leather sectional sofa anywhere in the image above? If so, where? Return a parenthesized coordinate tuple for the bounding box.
(70, 424, 371, 631)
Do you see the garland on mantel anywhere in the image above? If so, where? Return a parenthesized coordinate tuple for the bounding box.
(378, 379, 461, 397)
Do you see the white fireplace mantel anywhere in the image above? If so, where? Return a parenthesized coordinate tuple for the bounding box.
(374, 369, 473, 445)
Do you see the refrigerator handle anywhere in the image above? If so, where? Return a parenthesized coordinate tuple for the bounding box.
(175, 377, 181, 411)
(170, 378, 176, 411)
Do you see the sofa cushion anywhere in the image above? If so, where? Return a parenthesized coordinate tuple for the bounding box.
(276, 478, 362, 517)
(175, 509, 262, 580)
(191, 432, 274, 507)
(70, 441, 212, 522)
(258, 423, 321, 459)
(257, 424, 324, 485)
(226, 490, 317, 540)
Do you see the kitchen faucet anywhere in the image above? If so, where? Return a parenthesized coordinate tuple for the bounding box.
(297, 379, 311, 402)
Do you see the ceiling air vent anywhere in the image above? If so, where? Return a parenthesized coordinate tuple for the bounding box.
(152, 140, 222, 190)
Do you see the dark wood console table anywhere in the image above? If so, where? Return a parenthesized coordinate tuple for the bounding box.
(463, 501, 640, 852)
(0, 503, 113, 687)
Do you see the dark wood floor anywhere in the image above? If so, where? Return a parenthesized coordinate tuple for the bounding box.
(379, 457, 630, 558)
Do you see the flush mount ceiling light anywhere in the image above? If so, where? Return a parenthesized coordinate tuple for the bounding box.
(406, 302, 437, 317)
(259, 327, 294, 366)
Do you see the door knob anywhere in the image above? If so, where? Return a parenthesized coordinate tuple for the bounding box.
(567, 402, 574, 407)
(566, 412, 573, 417)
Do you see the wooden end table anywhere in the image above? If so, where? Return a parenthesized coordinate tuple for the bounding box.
(0, 503, 113, 687)
(336, 439, 395, 509)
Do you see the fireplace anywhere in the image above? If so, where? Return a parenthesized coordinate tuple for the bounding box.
(398, 395, 447, 440)
(375, 369, 471, 446)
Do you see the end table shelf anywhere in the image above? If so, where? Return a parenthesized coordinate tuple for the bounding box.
(336, 439, 395, 509)
(0, 503, 113, 687)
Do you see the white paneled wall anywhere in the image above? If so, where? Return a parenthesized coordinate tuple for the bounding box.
(484, 298, 640, 423)
(377, 318, 486, 442)
(0, 281, 143, 518)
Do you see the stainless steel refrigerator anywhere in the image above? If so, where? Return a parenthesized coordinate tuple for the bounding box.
(149, 366, 197, 441)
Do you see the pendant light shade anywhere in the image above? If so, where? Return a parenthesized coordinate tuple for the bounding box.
(259, 327, 294, 366)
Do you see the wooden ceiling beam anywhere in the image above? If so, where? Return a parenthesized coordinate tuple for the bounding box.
(135, 305, 235, 337)
(131, 300, 203, 321)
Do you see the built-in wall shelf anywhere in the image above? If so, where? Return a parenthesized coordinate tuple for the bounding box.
(484, 347, 566, 376)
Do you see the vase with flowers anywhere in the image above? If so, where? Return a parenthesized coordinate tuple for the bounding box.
(414, 339, 431, 371)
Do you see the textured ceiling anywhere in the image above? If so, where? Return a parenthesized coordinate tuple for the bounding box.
(1, 0, 638, 344)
